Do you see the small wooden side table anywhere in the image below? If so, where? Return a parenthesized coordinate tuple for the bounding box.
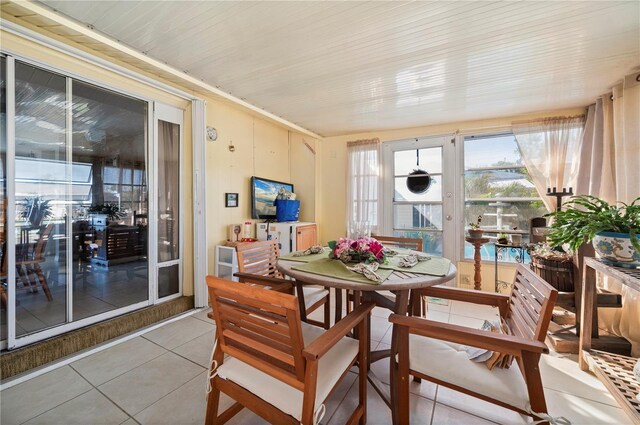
(465, 237, 490, 290)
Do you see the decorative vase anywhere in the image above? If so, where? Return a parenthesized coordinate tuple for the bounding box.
(468, 229, 484, 239)
(592, 232, 640, 268)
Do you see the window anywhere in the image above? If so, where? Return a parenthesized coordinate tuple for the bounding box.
(463, 133, 546, 261)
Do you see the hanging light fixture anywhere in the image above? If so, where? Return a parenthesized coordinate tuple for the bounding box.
(406, 147, 432, 194)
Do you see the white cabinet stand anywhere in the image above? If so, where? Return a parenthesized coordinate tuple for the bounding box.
(215, 245, 239, 282)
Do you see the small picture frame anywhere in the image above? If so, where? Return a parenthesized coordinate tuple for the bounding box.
(225, 193, 238, 208)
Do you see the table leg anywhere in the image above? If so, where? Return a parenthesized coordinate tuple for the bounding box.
(390, 290, 409, 424)
(334, 288, 343, 324)
(579, 263, 596, 371)
(360, 289, 410, 412)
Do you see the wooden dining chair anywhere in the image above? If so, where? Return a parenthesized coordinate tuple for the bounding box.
(371, 235, 423, 252)
(205, 275, 374, 425)
(236, 239, 331, 329)
(16, 224, 54, 301)
(389, 264, 558, 424)
(345, 235, 425, 316)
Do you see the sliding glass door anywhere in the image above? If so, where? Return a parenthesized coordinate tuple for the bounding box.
(12, 61, 70, 338)
(4, 58, 154, 348)
(71, 81, 149, 320)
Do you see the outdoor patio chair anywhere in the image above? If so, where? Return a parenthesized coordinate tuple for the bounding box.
(346, 235, 425, 316)
(389, 264, 559, 424)
(236, 239, 331, 329)
(205, 275, 374, 425)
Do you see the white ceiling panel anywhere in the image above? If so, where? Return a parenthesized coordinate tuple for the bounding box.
(22, 1, 640, 136)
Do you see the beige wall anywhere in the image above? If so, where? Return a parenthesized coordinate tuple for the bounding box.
(204, 101, 319, 273)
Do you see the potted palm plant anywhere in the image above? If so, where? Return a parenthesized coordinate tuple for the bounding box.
(20, 195, 52, 227)
(546, 195, 640, 267)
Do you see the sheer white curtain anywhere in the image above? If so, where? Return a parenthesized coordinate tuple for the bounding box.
(513, 116, 585, 212)
(597, 72, 640, 356)
(157, 120, 180, 262)
(612, 73, 640, 203)
(573, 97, 617, 202)
(346, 138, 381, 238)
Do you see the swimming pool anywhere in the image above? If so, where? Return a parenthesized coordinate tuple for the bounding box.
(463, 242, 531, 263)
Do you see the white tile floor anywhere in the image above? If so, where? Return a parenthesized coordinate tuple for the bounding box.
(0, 299, 633, 425)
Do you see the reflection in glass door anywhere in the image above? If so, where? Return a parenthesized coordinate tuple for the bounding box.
(383, 136, 455, 258)
(6, 59, 150, 348)
(13, 62, 69, 337)
(71, 81, 149, 320)
(155, 104, 182, 300)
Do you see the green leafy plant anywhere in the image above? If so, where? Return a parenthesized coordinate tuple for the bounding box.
(546, 195, 640, 253)
(88, 204, 126, 221)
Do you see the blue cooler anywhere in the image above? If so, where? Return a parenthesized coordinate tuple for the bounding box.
(274, 199, 300, 222)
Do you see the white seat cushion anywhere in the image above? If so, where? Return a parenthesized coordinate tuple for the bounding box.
(216, 321, 358, 421)
(301, 286, 329, 308)
(408, 334, 530, 410)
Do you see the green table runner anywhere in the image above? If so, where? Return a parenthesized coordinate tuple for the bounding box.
(283, 246, 451, 282)
(379, 255, 451, 276)
(279, 248, 331, 263)
(291, 258, 393, 285)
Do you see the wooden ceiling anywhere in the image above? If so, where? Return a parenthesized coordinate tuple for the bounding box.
(5, 1, 640, 136)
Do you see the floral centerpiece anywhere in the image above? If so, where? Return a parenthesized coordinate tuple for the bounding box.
(328, 237, 387, 264)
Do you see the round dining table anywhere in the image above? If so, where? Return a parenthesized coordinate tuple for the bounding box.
(277, 258, 457, 409)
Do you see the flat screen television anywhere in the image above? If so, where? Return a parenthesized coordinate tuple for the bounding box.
(251, 176, 294, 220)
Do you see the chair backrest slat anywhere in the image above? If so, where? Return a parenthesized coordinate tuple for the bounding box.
(510, 283, 543, 332)
(34, 224, 54, 259)
(222, 328, 295, 366)
(222, 321, 293, 355)
(506, 265, 558, 343)
(207, 276, 307, 388)
(217, 303, 292, 342)
(217, 290, 290, 318)
(237, 240, 281, 277)
(371, 235, 423, 252)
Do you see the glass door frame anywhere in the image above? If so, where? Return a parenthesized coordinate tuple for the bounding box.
(152, 102, 184, 303)
(381, 134, 459, 261)
(4, 54, 157, 349)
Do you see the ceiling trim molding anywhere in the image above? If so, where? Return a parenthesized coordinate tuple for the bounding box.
(1, 19, 197, 102)
(4, 0, 322, 139)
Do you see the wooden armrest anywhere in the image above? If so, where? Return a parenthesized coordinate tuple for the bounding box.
(234, 272, 293, 293)
(303, 301, 375, 360)
(389, 314, 548, 356)
(418, 286, 510, 317)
